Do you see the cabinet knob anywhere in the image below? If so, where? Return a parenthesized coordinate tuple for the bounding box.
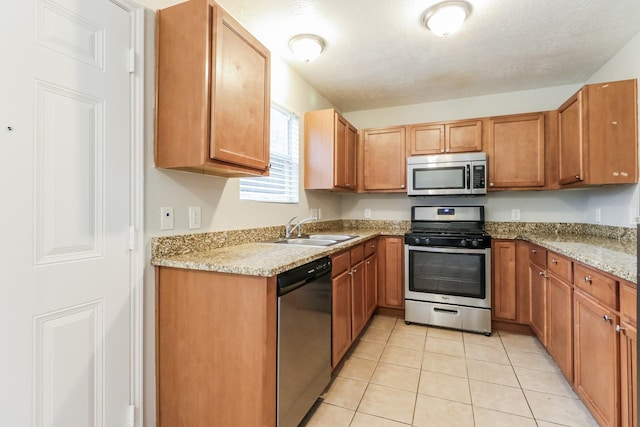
(531, 249, 537, 254)
(602, 315, 612, 322)
(551, 258, 558, 264)
(352, 268, 358, 273)
(575, 175, 581, 180)
(489, 183, 495, 187)
(612, 121, 618, 125)
(401, 184, 405, 188)
(616, 325, 625, 333)
(366, 260, 370, 265)
(583, 276, 592, 284)
(440, 149, 445, 153)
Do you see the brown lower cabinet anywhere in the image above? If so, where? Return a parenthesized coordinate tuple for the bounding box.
(377, 236, 404, 309)
(331, 239, 377, 368)
(574, 290, 619, 427)
(493, 240, 638, 427)
(155, 267, 276, 426)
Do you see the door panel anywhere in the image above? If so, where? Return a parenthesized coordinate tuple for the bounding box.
(0, 1, 133, 424)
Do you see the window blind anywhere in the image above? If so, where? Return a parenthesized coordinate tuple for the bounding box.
(240, 104, 299, 203)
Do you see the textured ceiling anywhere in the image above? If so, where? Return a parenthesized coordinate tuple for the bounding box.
(214, 0, 640, 112)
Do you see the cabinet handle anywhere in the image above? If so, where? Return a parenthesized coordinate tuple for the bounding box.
(583, 276, 592, 284)
(531, 249, 537, 254)
(602, 315, 612, 322)
(551, 258, 558, 264)
(616, 325, 625, 333)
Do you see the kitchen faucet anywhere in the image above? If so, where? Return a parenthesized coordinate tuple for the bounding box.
(285, 216, 317, 238)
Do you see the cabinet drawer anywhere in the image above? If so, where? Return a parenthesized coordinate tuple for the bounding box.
(332, 251, 351, 278)
(364, 238, 377, 258)
(547, 252, 573, 283)
(351, 244, 364, 264)
(574, 263, 618, 309)
(528, 244, 547, 267)
(620, 281, 637, 325)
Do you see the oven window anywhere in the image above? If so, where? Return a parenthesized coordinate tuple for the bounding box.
(413, 166, 465, 190)
(409, 251, 485, 299)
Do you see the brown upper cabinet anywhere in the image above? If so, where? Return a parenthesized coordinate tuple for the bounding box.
(557, 79, 638, 186)
(360, 126, 407, 192)
(305, 109, 357, 191)
(155, 0, 271, 177)
(408, 119, 483, 155)
(486, 112, 547, 189)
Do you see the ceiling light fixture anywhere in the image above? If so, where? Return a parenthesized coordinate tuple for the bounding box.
(422, 1, 472, 37)
(289, 34, 326, 62)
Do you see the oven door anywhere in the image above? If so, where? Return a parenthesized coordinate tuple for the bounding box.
(405, 245, 491, 309)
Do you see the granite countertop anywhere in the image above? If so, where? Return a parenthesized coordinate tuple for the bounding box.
(151, 226, 406, 277)
(151, 220, 636, 284)
(489, 226, 636, 284)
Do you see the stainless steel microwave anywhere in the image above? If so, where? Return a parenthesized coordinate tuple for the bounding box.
(407, 152, 487, 196)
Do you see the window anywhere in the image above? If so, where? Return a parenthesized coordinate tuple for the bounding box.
(240, 104, 300, 203)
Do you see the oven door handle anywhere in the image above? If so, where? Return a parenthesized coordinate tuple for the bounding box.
(406, 245, 489, 255)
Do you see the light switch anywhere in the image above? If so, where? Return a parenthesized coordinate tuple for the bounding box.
(189, 206, 201, 229)
(511, 209, 520, 221)
(364, 208, 372, 219)
(160, 207, 174, 230)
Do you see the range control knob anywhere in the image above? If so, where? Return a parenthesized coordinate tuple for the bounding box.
(459, 239, 468, 247)
(423, 237, 431, 245)
(471, 240, 480, 248)
(413, 237, 421, 245)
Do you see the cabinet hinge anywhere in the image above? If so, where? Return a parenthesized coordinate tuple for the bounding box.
(129, 48, 135, 73)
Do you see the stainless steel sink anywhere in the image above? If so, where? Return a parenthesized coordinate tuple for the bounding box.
(268, 234, 358, 247)
(307, 234, 356, 241)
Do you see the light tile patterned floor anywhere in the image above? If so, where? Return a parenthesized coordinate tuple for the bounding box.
(302, 315, 598, 427)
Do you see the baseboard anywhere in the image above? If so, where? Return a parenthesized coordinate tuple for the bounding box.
(375, 307, 405, 318)
(492, 320, 533, 335)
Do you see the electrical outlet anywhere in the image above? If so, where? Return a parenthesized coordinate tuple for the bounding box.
(511, 209, 520, 221)
(189, 206, 201, 229)
(364, 208, 372, 219)
(595, 208, 601, 223)
(310, 208, 318, 219)
(160, 207, 174, 230)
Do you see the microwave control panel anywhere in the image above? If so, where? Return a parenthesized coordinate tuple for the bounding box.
(472, 165, 485, 189)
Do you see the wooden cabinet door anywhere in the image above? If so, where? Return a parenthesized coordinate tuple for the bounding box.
(210, 7, 270, 171)
(586, 79, 638, 184)
(350, 260, 366, 338)
(558, 90, 585, 185)
(546, 274, 573, 381)
(334, 114, 350, 189)
(620, 322, 637, 427)
(446, 120, 483, 153)
(377, 237, 404, 308)
(332, 272, 352, 367)
(345, 123, 358, 189)
(487, 113, 545, 189)
(409, 123, 445, 155)
(365, 254, 378, 319)
(515, 241, 532, 324)
(492, 240, 517, 321)
(363, 127, 407, 191)
(574, 291, 619, 427)
(529, 262, 547, 346)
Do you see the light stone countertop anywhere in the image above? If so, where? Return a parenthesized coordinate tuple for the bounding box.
(151, 230, 389, 277)
(151, 220, 636, 284)
(490, 232, 636, 284)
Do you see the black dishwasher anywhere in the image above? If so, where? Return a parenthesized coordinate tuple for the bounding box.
(277, 257, 332, 427)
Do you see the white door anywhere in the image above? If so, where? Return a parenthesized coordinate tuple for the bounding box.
(0, 0, 134, 425)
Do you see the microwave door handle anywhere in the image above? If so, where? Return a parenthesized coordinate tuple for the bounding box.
(466, 165, 471, 190)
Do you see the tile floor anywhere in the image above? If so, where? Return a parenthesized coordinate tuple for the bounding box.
(303, 315, 598, 427)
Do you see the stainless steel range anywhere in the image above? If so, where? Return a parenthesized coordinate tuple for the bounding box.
(404, 206, 492, 335)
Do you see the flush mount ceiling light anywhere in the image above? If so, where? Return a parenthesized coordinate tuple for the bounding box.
(289, 34, 326, 62)
(422, 1, 472, 37)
